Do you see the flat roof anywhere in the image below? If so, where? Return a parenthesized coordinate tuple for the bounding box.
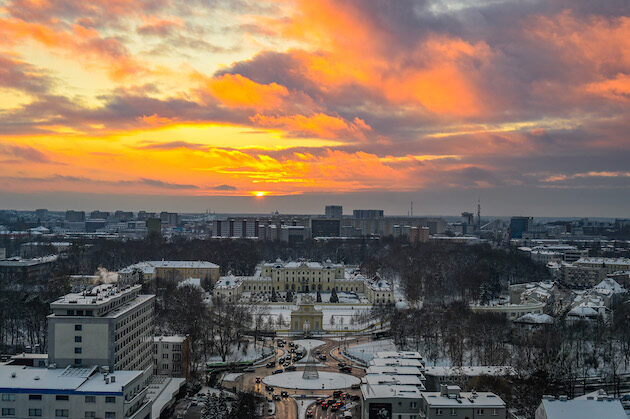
(366, 366, 425, 376)
(424, 366, 516, 377)
(0, 255, 58, 267)
(369, 358, 423, 367)
(361, 384, 422, 400)
(154, 336, 186, 343)
(422, 391, 506, 408)
(0, 366, 142, 395)
(363, 374, 425, 388)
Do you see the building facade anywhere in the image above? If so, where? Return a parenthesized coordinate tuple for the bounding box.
(48, 284, 155, 372)
(153, 336, 190, 380)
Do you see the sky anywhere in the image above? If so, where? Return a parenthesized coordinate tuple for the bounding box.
(0, 0, 629, 216)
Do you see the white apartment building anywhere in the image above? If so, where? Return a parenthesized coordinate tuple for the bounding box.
(48, 284, 155, 372)
(0, 365, 152, 419)
(420, 385, 506, 419)
(153, 336, 190, 379)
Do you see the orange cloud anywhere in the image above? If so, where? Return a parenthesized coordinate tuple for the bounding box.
(0, 17, 146, 80)
(204, 73, 289, 110)
(586, 73, 630, 102)
(250, 113, 371, 140)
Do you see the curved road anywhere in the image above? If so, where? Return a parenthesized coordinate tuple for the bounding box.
(223, 336, 369, 419)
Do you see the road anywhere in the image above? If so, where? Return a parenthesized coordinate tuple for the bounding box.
(223, 336, 368, 419)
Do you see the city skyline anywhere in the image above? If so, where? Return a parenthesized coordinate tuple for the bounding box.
(1, 1, 629, 215)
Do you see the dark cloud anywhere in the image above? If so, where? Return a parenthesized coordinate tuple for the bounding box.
(212, 184, 237, 191)
(0, 144, 55, 164)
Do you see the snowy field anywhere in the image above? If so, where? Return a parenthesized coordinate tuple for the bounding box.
(345, 339, 396, 363)
(207, 343, 272, 364)
(293, 339, 325, 351)
(263, 371, 360, 390)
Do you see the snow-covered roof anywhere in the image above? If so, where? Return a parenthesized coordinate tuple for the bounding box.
(360, 384, 422, 400)
(515, 313, 554, 324)
(575, 257, 630, 266)
(154, 336, 187, 343)
(119, 260, 219, 274)
(374, 351, 423, 361)
(0, 365, 143, 394)
(594, 278, 626, 294)
(539, 398, 626, 419)
(215, 276, 243, 289)
(366, 366, 424, 376)
(363, 374, 425, 388)
(0, 255, 58, 266)
(370, 358, 423, 367)
(568, 306, 599, 317)
(177, 277, 202, 289)
(421, 391, 506, 408)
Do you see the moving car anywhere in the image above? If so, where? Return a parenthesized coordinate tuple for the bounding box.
(272, 369, 283, 374)
(266, 385, 274, 392)
(351, 383, 360, 390)
(285, 365, 296, 371)
(340, 366, 352, 373)
(266, 361, 275, 368)
(281, 391, 289, 398)
(255, 377, 262, 383)
(273, 394, 281, 401)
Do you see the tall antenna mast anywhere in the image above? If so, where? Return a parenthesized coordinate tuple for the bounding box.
(477, 199, 481, 231)
(410, 201, 413, 217)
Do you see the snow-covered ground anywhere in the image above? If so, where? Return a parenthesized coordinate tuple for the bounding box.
(345, 339, 396, 363)
(206, 343, 272, 364)
(293, 339, 325, 351)
(263, 371, 360, 390)
(222, 373, 243, 382)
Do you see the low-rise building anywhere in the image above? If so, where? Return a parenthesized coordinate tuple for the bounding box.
(118, 260, 220, 286)
(470, 301, 545, 320)
(420, 385, 506, 419)
(0, 365, 152, 419)
(535, 393, 626, 419)
(153, 336, 190, 380)
(361, 384, 423, 419)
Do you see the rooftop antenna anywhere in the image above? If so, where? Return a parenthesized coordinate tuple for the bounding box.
(410, 201, 413, 217)
(477, 199, 481, 231)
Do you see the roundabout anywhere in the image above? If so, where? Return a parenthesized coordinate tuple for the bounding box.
(262, 371, 361, 390)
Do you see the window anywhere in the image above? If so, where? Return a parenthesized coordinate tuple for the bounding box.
(55, 410, 69, 417)
(28, 395, 42, 400)
(105, 396, 116, 403)
(410, 402, 417, 408)
(75, 358, 82, 365)
(476, 409, 485, 415)
(492, 409, 499, 416)
(162, 353, 168, 359)
(85, 395, 96, 403)
(84, 413, 96, 418)
(436, 409, 444, 416)
(75, 336, 82, 343)
(75, 324, 82, 331)
(56, 395, 69, 401)
(1, 394, 15, 401)
(74, 347, 82, 354)
(2, 408, 16, 416)
(28, 409, 42, 417)
(450, 408, 457, 415)
(105, 413, 116, 419)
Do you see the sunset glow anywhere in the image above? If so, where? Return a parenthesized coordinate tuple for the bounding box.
(0, 0, 629, 212)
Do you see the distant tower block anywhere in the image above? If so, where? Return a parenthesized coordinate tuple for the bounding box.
(302, 343, 319, 380)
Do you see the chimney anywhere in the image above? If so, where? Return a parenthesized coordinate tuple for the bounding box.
(440, 384, 448, 396)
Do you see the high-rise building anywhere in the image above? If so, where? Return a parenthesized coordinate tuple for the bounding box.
(47, 284, 155, 372)
(325, 205, 343, 219)
(65, 210, 86, 222)
(160, 211, 178, 226)
(90, 210, 110, 219)
(509, 216, 533, 239)
(35, 208, 49, 220)
(311, 218, 341, 237)
(353, 209, 384, 219)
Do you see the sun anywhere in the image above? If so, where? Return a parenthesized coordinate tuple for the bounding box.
(254, 191, 266, 197)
